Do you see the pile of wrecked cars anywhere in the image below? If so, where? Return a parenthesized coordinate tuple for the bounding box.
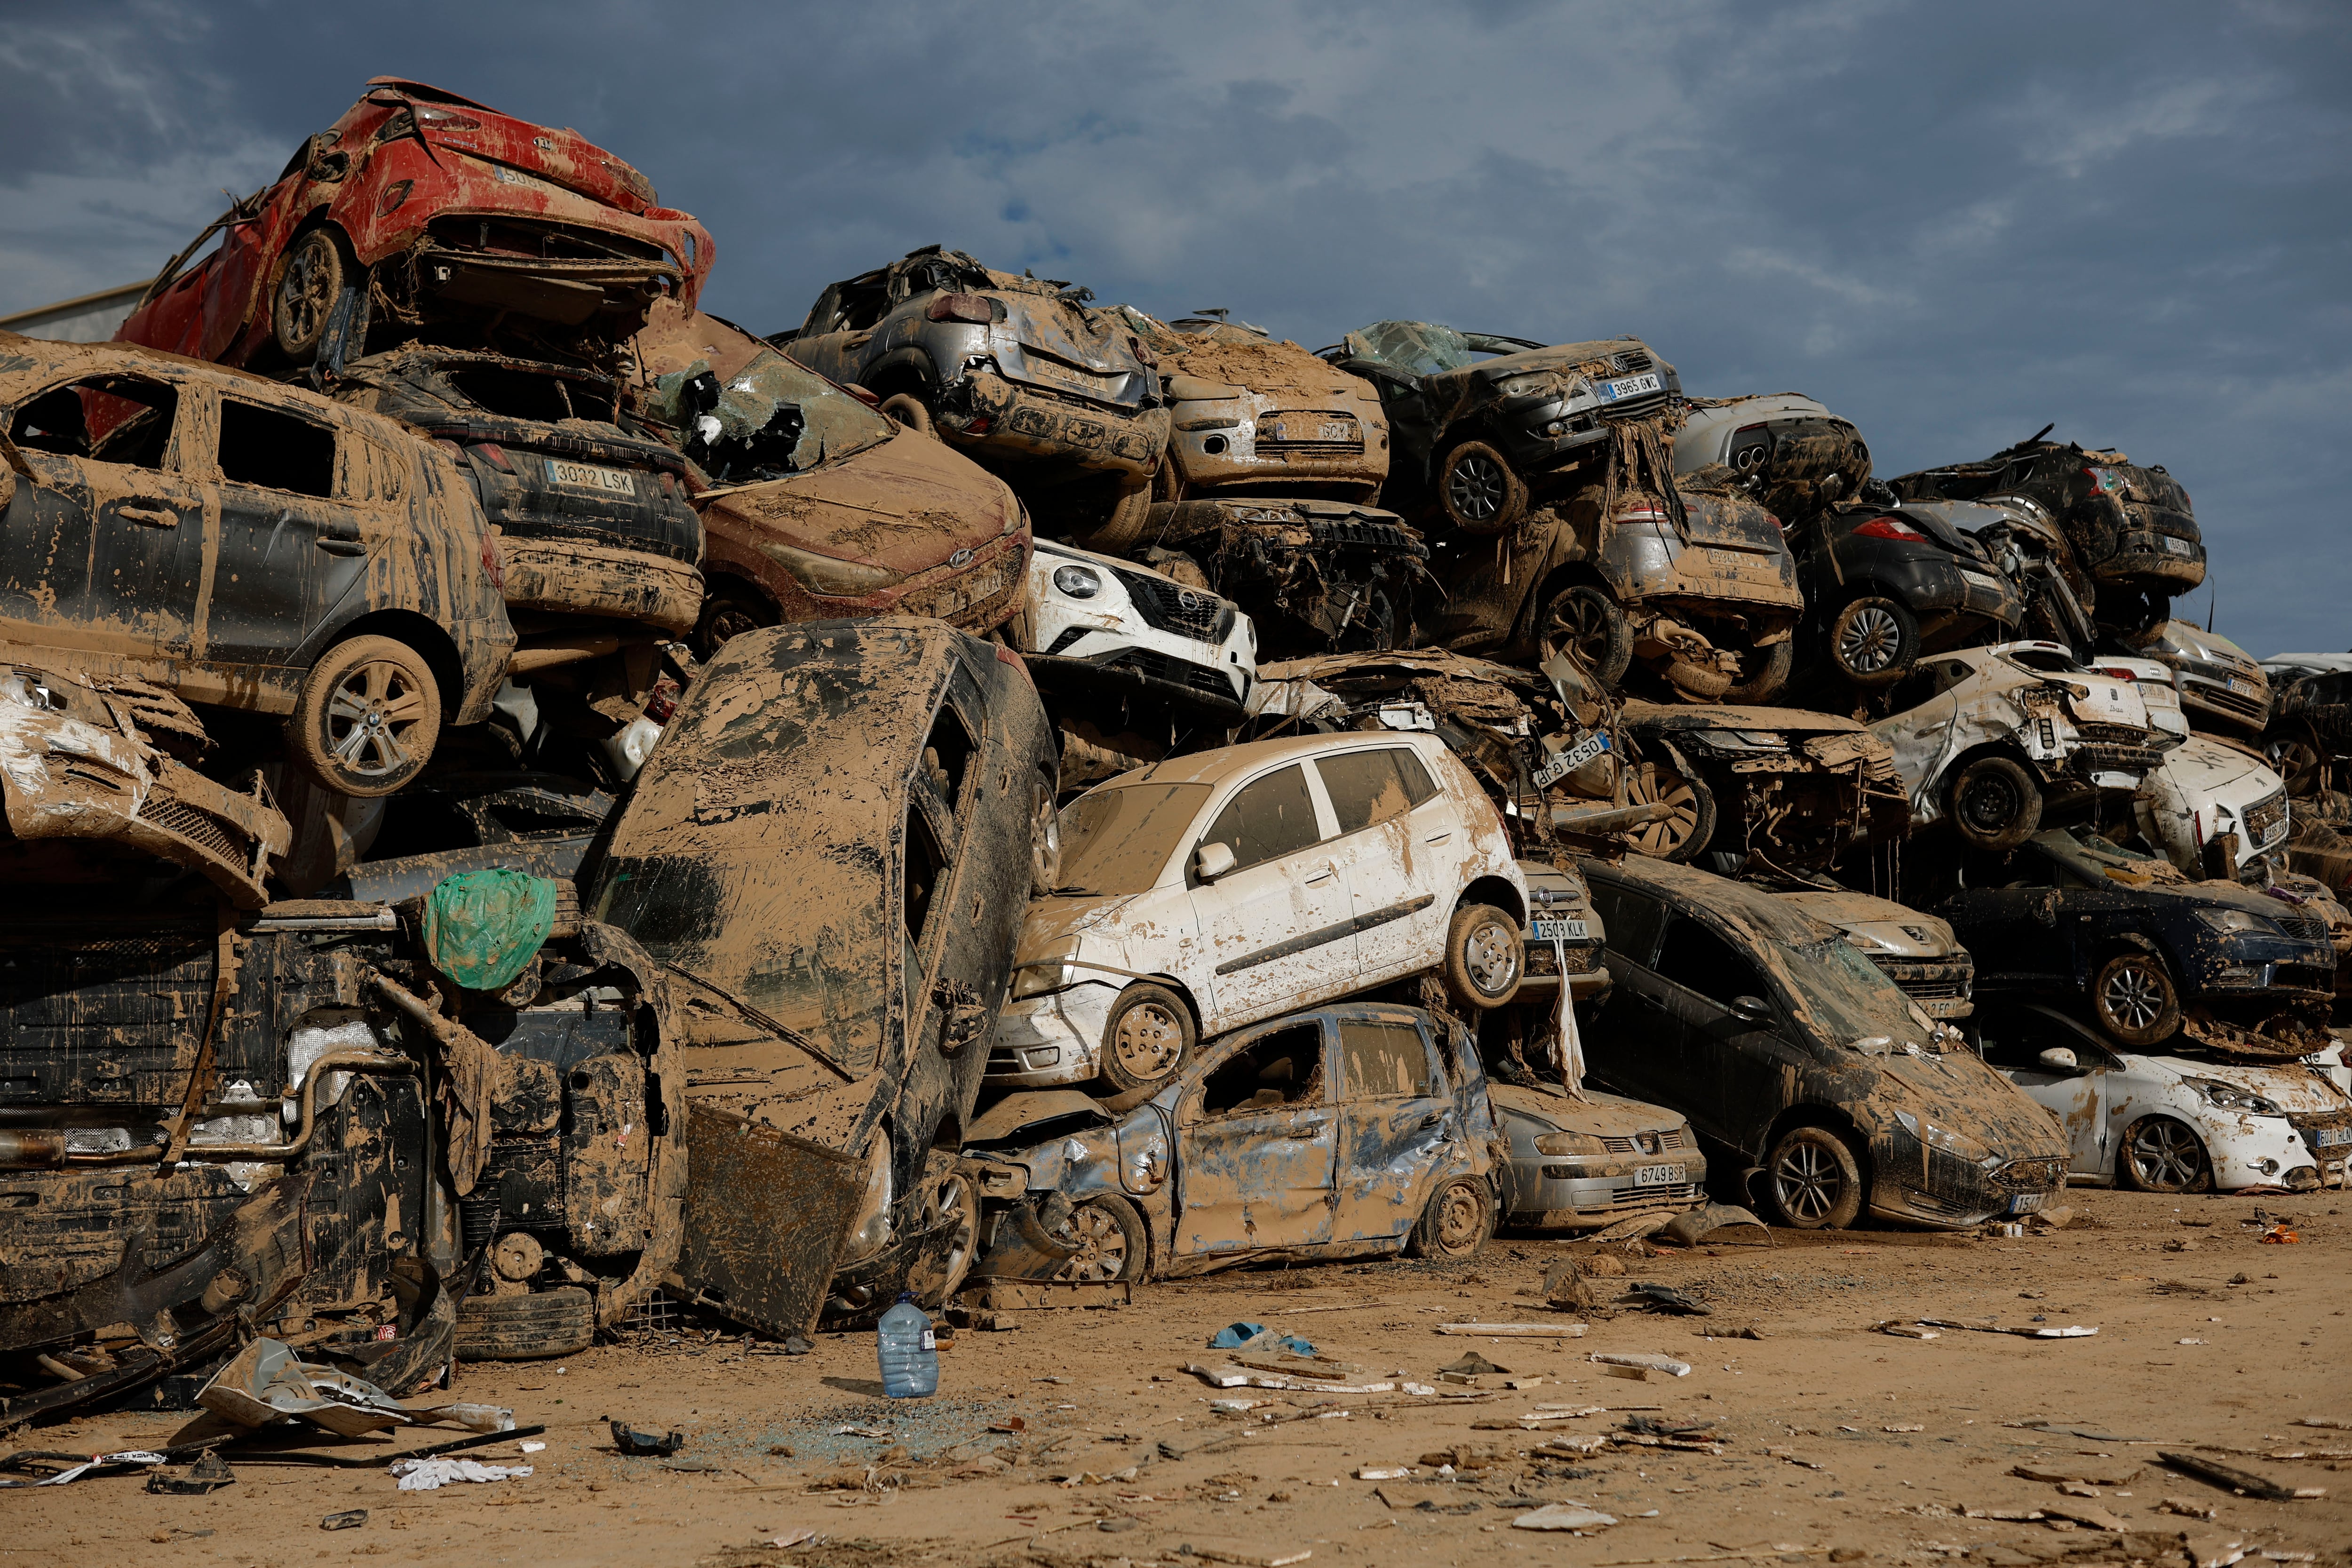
(0, 65, 2339, 1438)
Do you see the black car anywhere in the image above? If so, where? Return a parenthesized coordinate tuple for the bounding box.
(588, 618, 1059, 1336)
(1578, 855, 2066, 1230)
(1938, 826, 2338, 1056)
(1890, 433, 2204, 632)
(1791, 489, 2025, 690)
(1320, 320, 1679, 534)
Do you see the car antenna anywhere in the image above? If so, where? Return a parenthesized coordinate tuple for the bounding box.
(2024, 422, 2055, 445)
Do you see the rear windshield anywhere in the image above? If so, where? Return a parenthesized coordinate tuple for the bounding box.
(2002, 648, 2084, 675)
(1054, 783, 1212, 896)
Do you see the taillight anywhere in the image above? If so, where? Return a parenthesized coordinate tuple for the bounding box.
(378, 179, 414, 216)
(480, 532, 504, 591)
(2096, 667, 2136, 682)
(414, 107, 480, 130)
(1854, 515, 1926, 542)
(926, 293, 996, 324)
(472, 442, 515, 474)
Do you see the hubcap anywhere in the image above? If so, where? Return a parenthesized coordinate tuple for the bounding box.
(1626, 764, 1700, 857)
(1461, 919, 1519, 996)
(2102, 963, 2165, 1030)
(1838, 605, 1904, 673)
(2130, 1121, 2203, 1190)
(1432, 1183, 1482, 1251)
(1773, 1140, 1843, 1222)
(324, 659, 426, 779)
(1111, 1003, 1184, 1081)
(1051, 1205, 1129, 1282)
(1447, 453, 1508, 522)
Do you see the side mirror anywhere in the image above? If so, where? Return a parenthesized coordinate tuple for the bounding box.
(1729, 995, 1772, 1027)
(1193, 841, 1237, 882)
(2037, 1047, 2080, 1073)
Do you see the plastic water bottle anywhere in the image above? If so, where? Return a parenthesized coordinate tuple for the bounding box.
(876, 1292, 938, 1399)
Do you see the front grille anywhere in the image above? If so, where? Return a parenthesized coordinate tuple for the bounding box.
(1111, 566, 1226, 639)
(1303, 519, 1430, 559)
(899, 551, 1022, 629)
(2243, 790, 2289, 846)
(1871, 955, 1976, 1002)
(1612, 350, 1654, 374)
(1607, 1179, 1701, 1207)
(135, 794, 248, 868)
(1600, 1127, 1687, 1155)
(1100, 648, 1236, 703)
(2185, 678, 2267, 724)
(2072, 743, 2164, 776)
(2271, 964, 2335, 992)
(1254, 410, 1364, 455)
(1994, 1155, 2065, 1192)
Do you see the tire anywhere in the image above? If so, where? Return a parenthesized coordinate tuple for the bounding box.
(1405, 1175, 1493, 1260)
(287, 635, 442, 798)
(1828, 597, 1919, 688)
(693, 581, 779, 661)
(1048, 1194, 1147, 1282)
(1724, 637, 1795, 705)
(908, 1168, 979, 1307)
(879, 394, 933, 435)
(273, 227, 353, 364)
(2091, 950, 2181, 1049)
(1538, 585, 1634, 687)
(1763, 1124, 1867, 1230)
(1661, 651, 1735, 701)
(1946, 754, 2042, 852)
(1625, 757, 1716, 864)
(1076, 478, 1154, 555)
(1097, 982, 1195, 1094)
(1029, 777, 1063, 897)
(2117, 1115, 2214, 1194)
(1442, 903, 1523, 1011)
(454, 1285, 594, 1361)
(1438, 441, 1527, 535)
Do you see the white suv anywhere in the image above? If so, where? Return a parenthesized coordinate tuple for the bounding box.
(1015, 540, 1256, 722)
(988, 732, 1532, 1094)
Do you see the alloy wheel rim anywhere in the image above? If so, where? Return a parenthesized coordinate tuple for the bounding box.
(282, 239, 333, 343)
(1628, 765, 1698, 855)
(2103, 964, 2164, 1030)
(325, 659, 425, 778)
(2131, 1121, 2202, 1189)
(1774, 1141, 1840, 1221)
(1449, 454, 1506, 521)
(1112, 1004, 1183, 1079)
(1839, 605, 1903, 673)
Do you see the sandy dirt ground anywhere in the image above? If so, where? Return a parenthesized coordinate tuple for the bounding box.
(9, 1186, 2347, 1568)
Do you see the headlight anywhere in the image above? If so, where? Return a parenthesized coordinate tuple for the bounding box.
(1532, 1131, 1609, 1156)
(2183, 1077, 2285, 1116)
(1011, 947, 1080, 999)
(1493, 373, 1556, 400)
(836, 1134, 896, 1265)
(756, 538, 900, 597)
(1052, 564, 1102, 600)
(2195, 908, 2284, 938)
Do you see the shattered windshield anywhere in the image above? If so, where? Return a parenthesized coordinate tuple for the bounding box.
(1774, 936, 1920, 1052)
(1054, 783, 1213, 896)
(1344, 321, 1475, 378)
(647, 346, 893, 486)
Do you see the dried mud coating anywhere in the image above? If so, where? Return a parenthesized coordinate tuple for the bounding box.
(1164, 335, 1337, 399)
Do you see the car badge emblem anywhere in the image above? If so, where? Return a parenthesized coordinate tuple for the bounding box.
(1177, 589, 1205, 612)
(1637, 1131, 1660, 1155)
(534, 136, 556, 151)
(948, 549, 974, 568)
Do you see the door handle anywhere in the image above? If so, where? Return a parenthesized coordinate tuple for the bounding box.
(315, 517, 366, 556)
(1423, 830, 1453, 844)
(1417, 1112, 1443, 1130)
(117, 505, 177, 528)
(1302, 868, 1336, 886)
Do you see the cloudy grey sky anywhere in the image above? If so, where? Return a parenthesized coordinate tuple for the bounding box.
(2, 0, 2345, 651)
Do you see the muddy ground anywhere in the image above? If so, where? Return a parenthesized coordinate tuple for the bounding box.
(14, 1187, 2347, 1568)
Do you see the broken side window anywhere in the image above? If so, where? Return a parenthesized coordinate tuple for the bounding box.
(1198, 764, 1321, 876)
(920, 707, 975, 813)
(1318, 748, 1434, 836)
(1339, 1019, 1435, 1098)
(1199, 1024, 1324, 1116)
(904, 804, 946, 947)
(1587, 882, 1667, 966)
(10, 375, 179, 468)
(219, 399, 337, 498)
(1654, 917, 1767, 1011)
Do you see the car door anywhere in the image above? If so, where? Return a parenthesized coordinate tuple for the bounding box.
(1329, 1013, 1454, 1243)
(1940, 884, 2075, 990)
(1188, 762, 1353, 1025)
(1579, 876, 1675, 1104)
(1173, 1018, 1337, 1258)
(1648, 913, 1792, 1151)
(199, 391, 381, 671)
(1980, 1010, 2118, 1177)
(1312, 744, 1451, 983)
(0, 369, 207, 661)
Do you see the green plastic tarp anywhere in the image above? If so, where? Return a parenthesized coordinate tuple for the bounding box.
(424, 868, 556, 991)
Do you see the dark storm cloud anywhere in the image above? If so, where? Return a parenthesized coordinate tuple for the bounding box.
(1, 0, 2344, 647)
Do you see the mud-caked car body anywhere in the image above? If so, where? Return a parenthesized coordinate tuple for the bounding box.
(115, 78, 712, 374)
(1674, 392, 1872, 526)
(1775, 888, 1975, 1021)
(2114, 621, 2271, 738)
(629, 306, 1031, 656)
(1579, 855, 2066, 1229)
(1491, 1082, 1706, 1230)
(1016, 539, 1255, 726)
(1786, 493, 2025, 691)
(1516, 858, 1612, 1005)
(1872, 641, 2174, 852)
(2259, 653, 2352, 805)
(2132, 733, 2291, 878)
(965, 1003, 1504, 1281)
(1136, 496, 1428, 658)
(1978, 1000, 2352, 1193)
(783, 247, 1169, 537)
(1619, 701, 1910, 868)
(588, 620, 1058, 1335)
(0, 334, 515, 797)
(989, 732, 1532, 1096)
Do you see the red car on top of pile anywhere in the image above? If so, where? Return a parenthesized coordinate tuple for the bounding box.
(115, 78, 714, 374)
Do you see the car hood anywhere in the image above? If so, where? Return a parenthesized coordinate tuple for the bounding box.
(1490, 1082, 1684, 1138)
(2148, 736, 2280, 804)
(987, 290, 1150, 378)
(1777, 891, 1957, 959)
(2139, 1054, 2351, 1114)
(1867, 1048, 2069, 1164)
(699, 424, 1018, 573)
(1015, 891, 1151, 958)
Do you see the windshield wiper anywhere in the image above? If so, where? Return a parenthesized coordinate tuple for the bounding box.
(659, 962, 856, 1083)
(1050, 884, 1100, 896)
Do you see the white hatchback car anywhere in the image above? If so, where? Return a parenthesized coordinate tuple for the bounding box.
(1015, 539, 1256, 721)
(1979, 1001, 2352, 1192)
(987, 732, 1532, 1094)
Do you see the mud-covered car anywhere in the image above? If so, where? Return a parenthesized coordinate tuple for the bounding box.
(2133, 734, 2291, 878)
(2112, 620, 2271, 737)
(2259, 653, 2352, 804)
(1620, 701, 1910, 867)
(1517, 858, 1612, 1005)
(990, 732, 1532, 1095)
(588, 620, 1057, 1336)
(1978, 1000, 2352, 1193)
(116, 78, 711, 374)
(1320, 321, 1679, 534)
(1891, 434, 2204, 630)
(1774, 888, 1975, 1021)
(1939, 827, 2336, 1057)
(1580, 855, 2066, 1229)
(1872, 641, 2173, 852)
(783, 247, 1169, 538)
(1491, 1082, 1706, 1230)
(964, 1003, 1503, 1281)
(1785, 489, 2025, 691)
(1135, 496, 1428, 658)
(1674, 392, 1872, 525)
(0, 334, 515, 797)
(1016, 539, 1255, 726)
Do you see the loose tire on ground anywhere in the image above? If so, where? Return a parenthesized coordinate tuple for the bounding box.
(1946, 753, 2042, 852)
(1049, 1194, 1147, 1282)
(1539, 585, 1634, 687)
(454, 1285, 595, 1361)
(1763, 1123, 1867, 1230)
(1097, 981, 1195, 1094)
(2092, 950, 2181, 1049)
(1441, 903, 1523, 1011)
(287, 635, 442, 798)
(273, 228, 354, 364)
(1437, 441, 1527, 535)
(1405, 1175, 1494, 1259)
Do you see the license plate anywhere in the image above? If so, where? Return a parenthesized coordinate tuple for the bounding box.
(1961, 571, 2007, 595)
(1597, 373, 1662, 403)
(1532, 730, 1610, 788)
(2007, 1191, 2046, 1215)
(2224, 676, 2255, 694)
(1706, 548, 1747, 569)
(2314, 1125, 2351, 1147)
(1633, 1163, 1685, 1187)
(1532, 918, 1590, 944)
(1317, 420, 1358, 441)
(2161, 536, 2195, 557)
(546, 458, 633, 495)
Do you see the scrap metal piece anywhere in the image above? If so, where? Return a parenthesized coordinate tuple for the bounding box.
(196, 1337, 514, 1438)
(611, 1422, 684, 1457)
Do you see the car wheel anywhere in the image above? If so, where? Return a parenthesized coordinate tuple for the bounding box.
(272, 228, 353, 365)
(1763, 1124, 1866, 1230)
(1538, 585, 1633, 687)
(1625, 757, 1716, 864)
(1724, 637, 1795, 705)
(2118, 1115, 2214, 1194)
(906, 1168, 979, 1307)
(287, 635, 442, 798)
(878, 393, 933, 435)
(1049, 1194, 1147, 1282)
(1438, 441, 1527, 535)
(453, 1285, 594, 1361)
(1097, 982, 1195, 1094)
(1828, 596, 1920, 687)
(1661, 650, 1735, 701)
(1076, 477, 1155, 554)
(1405, 1176, 1493, 1260)
(1442, 903, 1523, 1011)
(2091, 951, 2181, 1049)
(1029, 777, 1063, 897)
(693, 581, 779, 661)
(1946, 754, 2042, 852)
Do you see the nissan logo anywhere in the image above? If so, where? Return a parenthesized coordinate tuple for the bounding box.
(947, 548, 974, 568)
(1176, 589, 1205, 611)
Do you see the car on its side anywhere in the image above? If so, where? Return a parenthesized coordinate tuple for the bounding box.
(115, 78, 711, 374)
(588, 619, 1058, 1336)
(0, 334, 514, 797)
(1772, 888, 1975, 1021)
(963, 1003, 1504, 1281)
(1015, 539, 1256, 727)
(1491, 1081, 1706, 1231)
(1580, 855, 2066, 1230)
(988, 732, 1533, 1096)
(1977, 1000, 2352, 1193)
(1618, 701, 1911, 867)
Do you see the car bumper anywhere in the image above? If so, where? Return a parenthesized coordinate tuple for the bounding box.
(498, 537, 705, 636)
(1503, 1158, 1707, 1229)
(944, 373, 1169, 479)
(722, 527, 1030, 637)
(984, 983, 1117, 1089)
(1870, 1150, 2065, 1230)
(2201, 1114, 2338, 1192)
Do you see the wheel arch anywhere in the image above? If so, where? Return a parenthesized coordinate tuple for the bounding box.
(319, 608, 465, 718)
(1458, 875, 1527, 928)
